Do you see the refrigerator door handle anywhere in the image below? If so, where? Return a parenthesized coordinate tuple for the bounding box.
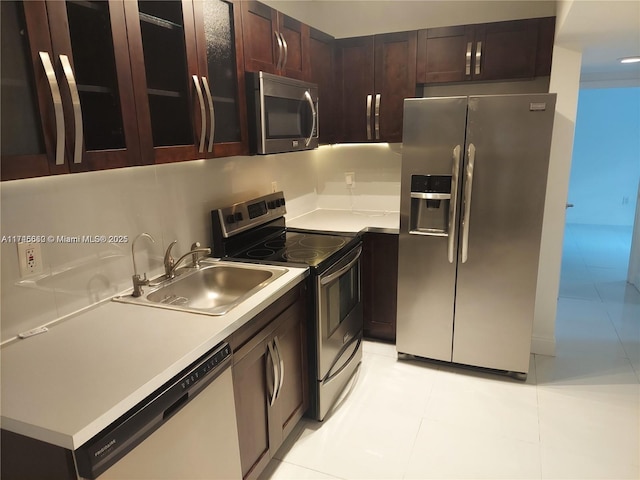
(448, 145, 462, 263)
(461, 143, 476, 263)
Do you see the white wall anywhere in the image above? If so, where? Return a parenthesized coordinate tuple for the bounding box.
(263, 0, 555, 38)
(0, 152, 318, 342)
(532, 44, 583, 356)
(566, 87, 640, 226)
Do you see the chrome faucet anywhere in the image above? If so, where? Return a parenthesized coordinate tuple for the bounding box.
(131, 233, 155, 297)
(164, 240, 211, 279)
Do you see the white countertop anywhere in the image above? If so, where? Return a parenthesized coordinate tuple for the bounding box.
(288, 208, 400, 234)
(0, 263, 307, 450)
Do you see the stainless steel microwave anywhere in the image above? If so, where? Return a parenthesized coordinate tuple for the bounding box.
(246, 71, 318, 154)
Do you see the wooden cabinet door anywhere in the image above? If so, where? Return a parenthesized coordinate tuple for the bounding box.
(278, 13, 310, 80)
(309, 27, 336, 144)
(192, 0, 248, 158)
(473, 19, 538, 81)
(1, 1, 65, 181)
(374, 31, 417, 143)
(125, 0, 203, 165)
(535, 17, 555, 77)
(233, 336, 273, 480)
(270, 296, 308, 447)
(240, 0, 279, 75)
(45, 0, 142, 172)
(363, 233, 398, 342)
(417, 25, 474, 84)
(335, 36, 375, 143)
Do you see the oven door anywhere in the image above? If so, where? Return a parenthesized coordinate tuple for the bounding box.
(316, 243, 363, 381)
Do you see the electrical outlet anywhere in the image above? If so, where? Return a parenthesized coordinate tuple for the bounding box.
(17, 242, 43, 277)
(345, 171, 355, 188)
(271, 181, 278, 193)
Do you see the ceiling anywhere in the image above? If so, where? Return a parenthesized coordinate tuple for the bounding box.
(556, 0, 640, 87)
(264, 0, 640, 88)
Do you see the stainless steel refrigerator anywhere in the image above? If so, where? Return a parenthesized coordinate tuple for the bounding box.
(396, 94, 556, 375)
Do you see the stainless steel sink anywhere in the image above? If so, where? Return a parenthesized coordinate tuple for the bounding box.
(113, 261, 288, 315)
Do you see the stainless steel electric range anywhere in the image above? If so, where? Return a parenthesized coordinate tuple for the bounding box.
(212, 192, 363, 421)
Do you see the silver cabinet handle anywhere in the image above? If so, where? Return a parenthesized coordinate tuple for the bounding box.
(59, 55, 82, 164)
(448, 145, 462, 263)
(267, 339, 280, 406)
(201, 76, 214, 153)
(192, 75, 206, 153)
(39, 52, 65, 166)
(374, 94, 381, 140)
(280, 33, 288, 69)
(461, 143, 476, 263)
(273, 335, 285, 397)
(320, 245, 362, 286)
(304, 90, 316, 147)
(465, 42, 472, 76)
(275, 31, 283, 70)
(475, 41, 482, 76)
(366, 95, 372, 140)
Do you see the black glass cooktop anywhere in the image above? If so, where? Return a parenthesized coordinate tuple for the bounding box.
(235, 230, 355, 268)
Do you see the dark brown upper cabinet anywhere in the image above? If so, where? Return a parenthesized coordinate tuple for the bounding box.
(240, 1, 310, 81)
(336, 31, 417, 143)
(125, 0, 248, 164)
(309, 28, 337, 144)
(1, 0, 142, 181)
(417, 17, 555, 84)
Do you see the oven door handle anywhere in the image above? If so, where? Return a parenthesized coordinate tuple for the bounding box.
(320, 245, 362, 286)
(323, 333, 362, 383)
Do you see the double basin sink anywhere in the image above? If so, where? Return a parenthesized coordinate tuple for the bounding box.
(114, 259, 288, 315)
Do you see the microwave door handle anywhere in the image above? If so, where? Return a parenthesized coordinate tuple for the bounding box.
(448, 145, 462, 263)
(304, 90, 316, 147)
(320, 246, 362, 286)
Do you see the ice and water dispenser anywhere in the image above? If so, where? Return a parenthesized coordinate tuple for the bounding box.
(409, 175, 453, 236)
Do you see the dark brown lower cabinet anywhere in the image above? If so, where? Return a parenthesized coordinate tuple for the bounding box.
(363, 232, 399, 342)
(230, 283, 308, 480)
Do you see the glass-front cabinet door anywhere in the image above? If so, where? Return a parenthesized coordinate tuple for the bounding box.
(192, 0, 248, 157)
(126, 0, 247, 163)
(46, 0, 142, 171)
(1, 0, 140, 180)
(124, 0, 202, 164)
(1, 1, 60, 180)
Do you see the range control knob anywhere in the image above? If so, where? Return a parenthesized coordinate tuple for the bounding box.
(279, 198, 286, 206)
(267, 201, 277, 209)
(226, 214, 235, 224)
(234, 212, 243, 222)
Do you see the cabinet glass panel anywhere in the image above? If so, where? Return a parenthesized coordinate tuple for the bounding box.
(65, 0, 125, 150)
(138, 1, 193, 147)
(202, 0, 240, 143)
(0, 1, 45, 156)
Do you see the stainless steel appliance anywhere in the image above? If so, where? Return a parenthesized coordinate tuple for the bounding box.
(396, 94, 556, 376)
(212, 192, 362, 420)
(75, 342, 241, 479)
(246, 71, 318, 154)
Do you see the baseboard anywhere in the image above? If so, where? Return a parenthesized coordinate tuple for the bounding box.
(531, 335, 556, 356)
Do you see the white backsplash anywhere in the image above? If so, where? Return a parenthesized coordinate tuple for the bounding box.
(1, 145, 402, 342)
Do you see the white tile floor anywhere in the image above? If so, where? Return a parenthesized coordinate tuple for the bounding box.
(262, 224, 640, 480)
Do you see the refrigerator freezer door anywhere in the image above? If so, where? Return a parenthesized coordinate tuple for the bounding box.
(452, 94, 556, 373)
(396, 97, 468, 362)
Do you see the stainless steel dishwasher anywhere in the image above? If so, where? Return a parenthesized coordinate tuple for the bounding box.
(75, 342, 241, 479)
